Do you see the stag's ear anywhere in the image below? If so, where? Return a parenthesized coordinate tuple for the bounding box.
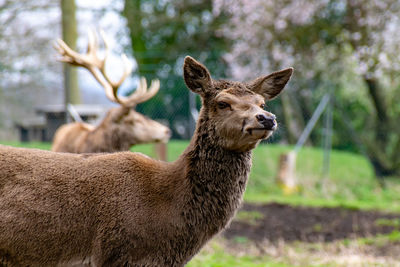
(248, 68, 293, 100)
(111, 106, 131, 122)
(183, 56, 213, 96)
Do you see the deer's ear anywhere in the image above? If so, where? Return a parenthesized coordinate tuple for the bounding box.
(183, 56, 212, 96)
(248, 68, 293, 100)
(111, 106, 131, 122)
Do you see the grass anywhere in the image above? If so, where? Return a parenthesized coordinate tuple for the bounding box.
(375, 218, 400, 227)
(2, 140, 400, 213)
(235, 210, 264, 225)
(246, 144, 400, 212)
(188, 232, 400, 267)
(358, 230, 400, 246)
(187, 239, 299, 267)
(0, 141, 52, 150)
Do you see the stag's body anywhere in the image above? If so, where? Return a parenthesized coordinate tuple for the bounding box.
(52, 106, 170, 153)
(0, 57, 292, 266)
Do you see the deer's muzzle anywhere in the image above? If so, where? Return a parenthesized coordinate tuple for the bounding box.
(256, 114, 276, 130)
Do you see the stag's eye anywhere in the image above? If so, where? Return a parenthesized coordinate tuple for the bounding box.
(217, 101, 231, 109)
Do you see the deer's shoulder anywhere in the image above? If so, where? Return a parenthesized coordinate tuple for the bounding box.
(83, 150, 165, 172)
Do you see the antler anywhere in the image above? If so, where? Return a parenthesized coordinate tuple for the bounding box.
(54, 29, 160, 107)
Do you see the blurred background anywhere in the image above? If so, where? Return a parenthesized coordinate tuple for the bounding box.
(1, 0, 400, 266)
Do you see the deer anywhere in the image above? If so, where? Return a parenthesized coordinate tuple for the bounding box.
(0, 56, 293, 266)
(51, 30, 171, 153)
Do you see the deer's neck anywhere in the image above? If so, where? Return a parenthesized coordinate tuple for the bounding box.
(179, 114, 252, 236)
(84, 122, 131, 153)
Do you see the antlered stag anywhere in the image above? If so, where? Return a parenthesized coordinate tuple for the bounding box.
(52, 31, 171, 153)
(0, 56, 293, 266)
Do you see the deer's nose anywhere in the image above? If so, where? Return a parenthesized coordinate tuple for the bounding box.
(256, 114, 276, 129)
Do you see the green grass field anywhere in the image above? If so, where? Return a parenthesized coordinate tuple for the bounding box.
(2, 140, 400, 266)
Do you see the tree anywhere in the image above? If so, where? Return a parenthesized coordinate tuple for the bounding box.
(61, 0, 80, 105)
(214, 0, 400, 177)
(122, 0, 229, 138)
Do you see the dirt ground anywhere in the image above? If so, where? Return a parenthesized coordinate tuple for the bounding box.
(210, 203, 400, 265)
(224, 203, 400, 243)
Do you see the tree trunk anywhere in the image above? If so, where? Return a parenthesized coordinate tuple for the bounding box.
(370, 157, 396, 177)
(362, 77, 398, 178)
(364, 77, 389, 145)
(61, 0, 80, 106)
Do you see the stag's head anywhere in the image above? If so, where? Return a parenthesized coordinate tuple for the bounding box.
(55, 30, 171, 145)
(183, 56, 293, 152)
(101, 80, 171, 145)
(106, 108, 171, 145)
(117, 109, 171, 145)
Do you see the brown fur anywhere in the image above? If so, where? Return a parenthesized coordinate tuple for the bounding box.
(51, 106, 171, 153)
(0, 56, 292, 266)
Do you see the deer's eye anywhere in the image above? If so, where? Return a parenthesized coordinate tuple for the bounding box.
(217, 101, 231, 109)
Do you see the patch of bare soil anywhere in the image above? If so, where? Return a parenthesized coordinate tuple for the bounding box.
(224, 203, 400, 243)
(217, 203, 400, 265)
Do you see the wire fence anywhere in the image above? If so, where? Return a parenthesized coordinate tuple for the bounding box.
(134, 77, 196, 140)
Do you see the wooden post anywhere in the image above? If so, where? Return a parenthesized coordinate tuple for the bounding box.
(154, 143, 167, 161)
(276, 151, 298, 194)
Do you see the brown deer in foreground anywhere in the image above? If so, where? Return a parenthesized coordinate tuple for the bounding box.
(0, 56, 293, 266)
(52, 31, 171, 153)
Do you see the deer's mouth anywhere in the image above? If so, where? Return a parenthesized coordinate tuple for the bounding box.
(245, 126, 276, 140)
(246, 125, 277, 135)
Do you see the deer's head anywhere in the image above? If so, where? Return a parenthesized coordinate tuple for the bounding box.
(55, 30, 171, 145)
(184, 56, 293, 152)
(104, 105, 171, 145)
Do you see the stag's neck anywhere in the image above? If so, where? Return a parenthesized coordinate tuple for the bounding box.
(178, 115, 252, 235)
(84, 123, 131, 153)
